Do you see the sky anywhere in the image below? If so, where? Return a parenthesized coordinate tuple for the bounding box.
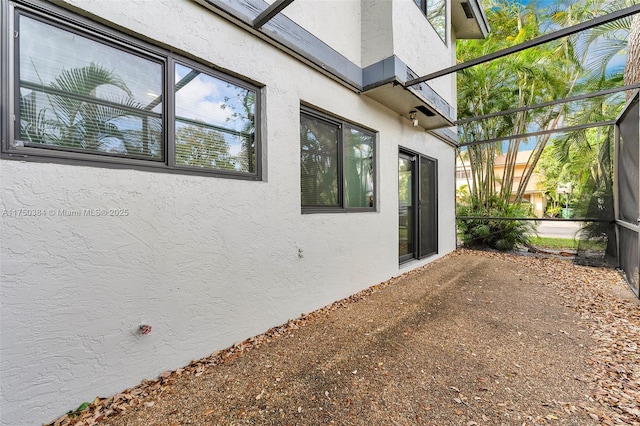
(521, 0, 629, 72)
(467, 0, 631, 151)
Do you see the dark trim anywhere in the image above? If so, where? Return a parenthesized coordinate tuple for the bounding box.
(252, 0, 295, 29)
(361, 56, 456, 126)
(300, 105, 377, 214)
(405, 67, 454, 121)
(193, 0, 456, 125)
(299, 102, 378, 134)
(429, 128, 459, 147)
(406, 4, 640, 86)
(2, 1, 12, 153)
(194, 0, 362, 90)
(2, 0, 263, 181)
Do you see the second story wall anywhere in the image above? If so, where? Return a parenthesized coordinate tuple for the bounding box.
(278, 0, 363, 67)
(361, 0, 394, 68)
(392, 0, 456, 110)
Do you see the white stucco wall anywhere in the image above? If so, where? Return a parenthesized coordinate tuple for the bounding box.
(361, 0, 394, 68)
(0, 1, 457, 424)
(392, 0, 456, 106)
(278, 0, 363, 66)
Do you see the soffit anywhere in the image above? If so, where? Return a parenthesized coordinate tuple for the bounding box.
(451, 0, 490, 40)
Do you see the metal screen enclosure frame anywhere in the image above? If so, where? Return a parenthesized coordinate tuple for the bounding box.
(614, 91, 640, 298)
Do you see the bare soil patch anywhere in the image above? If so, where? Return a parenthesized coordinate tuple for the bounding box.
(51, 249, 640, 426)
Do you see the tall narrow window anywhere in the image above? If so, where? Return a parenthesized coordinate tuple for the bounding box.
(344, 125, 375, 208)
(300, 108, 375, 212)
(300, 114, 340, 207)
(399, 154, 415, 262)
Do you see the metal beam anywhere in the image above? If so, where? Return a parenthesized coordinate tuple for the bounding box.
(456, 216, 611, 222)
(455, 82, 640, 125)
(253, 0, 295, 29)
(406, 4, 640, 87)
(460, 120, 616, 147)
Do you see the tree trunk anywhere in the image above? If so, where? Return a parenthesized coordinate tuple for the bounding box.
(624, 14, 640, 97)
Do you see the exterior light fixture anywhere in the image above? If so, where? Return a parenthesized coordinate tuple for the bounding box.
(409, 110, 418, 127)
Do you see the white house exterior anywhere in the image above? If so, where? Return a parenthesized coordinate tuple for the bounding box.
(0, 0, 487, 424)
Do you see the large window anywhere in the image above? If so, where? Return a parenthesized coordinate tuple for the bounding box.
(4, 4, 260, 179)
(300, 108, 375, 212)
(414, 0, 447, 43)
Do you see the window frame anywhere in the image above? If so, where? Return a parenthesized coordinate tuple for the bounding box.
(300, 105, 377, 214)
(413, 0, 448, 45)
(1, 0, 262, 180)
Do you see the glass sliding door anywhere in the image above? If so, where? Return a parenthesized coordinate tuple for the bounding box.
(419, 156, 438, 257)
(399, 154, 416, 262)
(399, 149, 438, 262)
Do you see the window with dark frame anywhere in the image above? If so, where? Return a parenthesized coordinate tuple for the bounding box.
(4, 4, 260, 179)
(413, 0, 447, 43)
(300, 108, 376, 212)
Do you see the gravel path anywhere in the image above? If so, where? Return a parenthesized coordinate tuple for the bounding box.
(51, 249, 640, 426)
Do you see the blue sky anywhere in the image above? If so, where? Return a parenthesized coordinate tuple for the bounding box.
(520, 0, 629, 72)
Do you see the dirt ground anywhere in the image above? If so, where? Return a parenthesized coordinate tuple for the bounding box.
(52, 249, 640, 426)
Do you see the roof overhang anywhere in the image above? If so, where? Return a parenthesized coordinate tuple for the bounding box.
(362, 56, 456, 131)
(451, 0, 490, 39)
(363, 82, 455, 130)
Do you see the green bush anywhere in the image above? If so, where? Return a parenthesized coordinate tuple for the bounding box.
(457, 199, 537, 251)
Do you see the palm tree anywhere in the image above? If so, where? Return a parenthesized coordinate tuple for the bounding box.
(20, 62, 159, 157)
(543, 0, 636, 254)
(624, 14, 640, 90)
(457, 0, 573, 210)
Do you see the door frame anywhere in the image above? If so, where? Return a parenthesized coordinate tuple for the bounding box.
(398, 147, 438, 263)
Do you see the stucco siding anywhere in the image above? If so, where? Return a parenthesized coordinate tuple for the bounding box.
(0, 1, 458, 424)
(361, 0, 394, 68)
(277, 0, 363, 67)
(392, 0, 456, 106)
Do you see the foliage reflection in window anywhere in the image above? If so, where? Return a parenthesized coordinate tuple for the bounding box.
(12, 9, 260, 179)
(300, 114, 339, 207)
(414, 0, 447, 43)
(344, 125, 374, 208)
(300, 110, 375, 211)
(174, 64, 256, 173)
(18, 14, 163, 159)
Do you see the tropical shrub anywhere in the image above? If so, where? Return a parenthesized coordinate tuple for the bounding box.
(457, 199, 537, 251)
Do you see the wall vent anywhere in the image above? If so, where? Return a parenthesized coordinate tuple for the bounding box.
(415, 105, 436, 117)
(461, 2, 474, 19)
